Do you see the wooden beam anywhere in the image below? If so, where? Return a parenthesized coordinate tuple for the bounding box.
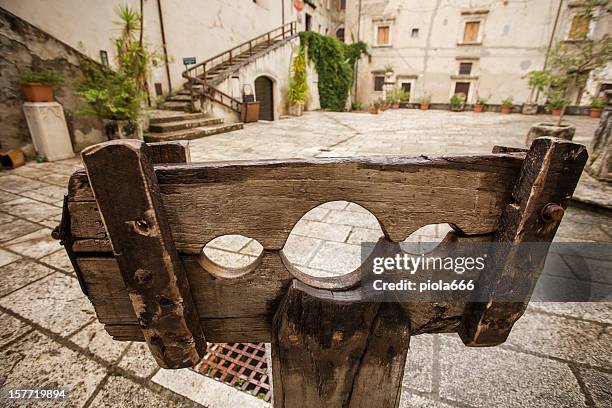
(81, 140, 205, 368)
(459, 137, 588, 346)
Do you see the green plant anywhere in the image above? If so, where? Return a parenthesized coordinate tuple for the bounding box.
(351, 102, 363, 111)
(384, 64, 394, 74)
(591, 96, 605, 109)
(18, 68, 64, 86)
(418, 93, 431, 104)
(475, 94, 488, 105)
(501, 97, 514, 108)
(449, 93, 466, 107)
(372, 100, 381, 109)
(288, 45, 308, 104)
(523, 70, 553, 103)
(547, 91, 569, 109)
(391, 86, 409, 103)
(77, 5, 160, 121)
(299, 31, 369, 111)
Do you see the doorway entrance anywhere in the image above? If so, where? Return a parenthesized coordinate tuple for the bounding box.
(255, 76, 274, 121)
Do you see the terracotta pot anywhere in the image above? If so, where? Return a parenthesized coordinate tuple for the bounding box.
(392, 103, 400, 109)
(420, 103, 430, 110)
(501, 106, 512, 114)
(551, 108, 562, 117)
(473, 104, 484, 112)
(22, 83, 54, 102)
(590, 108, 603, 118)
(369, 106, 378, 114)
(380, 105, 388, 112)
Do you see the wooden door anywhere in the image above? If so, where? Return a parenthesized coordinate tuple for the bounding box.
(255, 76, 274, 121)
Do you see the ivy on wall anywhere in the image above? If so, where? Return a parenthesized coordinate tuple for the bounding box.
(299, 32, 369, 111)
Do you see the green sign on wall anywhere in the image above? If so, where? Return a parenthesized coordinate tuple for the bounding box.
(182, 57, 196, 65)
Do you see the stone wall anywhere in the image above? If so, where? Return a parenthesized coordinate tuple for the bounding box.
(0, 7, 105, 155)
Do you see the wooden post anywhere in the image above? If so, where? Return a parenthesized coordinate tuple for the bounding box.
(459, 137, 588, 346)
(81, 140, 206, 368)
(272, 281, 410, 408)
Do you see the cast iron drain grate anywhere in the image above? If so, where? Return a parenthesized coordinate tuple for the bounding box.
(196, 343, 272, 402)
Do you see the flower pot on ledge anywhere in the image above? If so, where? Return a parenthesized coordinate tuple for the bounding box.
(473, 104, 484, 113)
(590, 108, 603, 118)
(369, 105, 378, 114)
(551, 108, 562, 117)
(22, 83, 54, 102)
(420, 103, 430, 110)
(501, 106, 513, 114)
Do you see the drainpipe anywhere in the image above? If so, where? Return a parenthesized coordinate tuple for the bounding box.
(157, 0, 172, 94)
(282, 0, 285, 26)
(536, 0, 563, 102)
(354, 0, 363, 102)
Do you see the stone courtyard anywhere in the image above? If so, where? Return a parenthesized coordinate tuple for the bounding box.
(0, 110, 610, 407)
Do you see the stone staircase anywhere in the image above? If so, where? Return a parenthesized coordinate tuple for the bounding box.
(144, 110, 243, 142)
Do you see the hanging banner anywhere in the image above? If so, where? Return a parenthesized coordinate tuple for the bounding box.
(294, 0, 304, 12)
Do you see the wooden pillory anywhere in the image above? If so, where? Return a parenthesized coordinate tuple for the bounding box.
(54, 137, 587, 407)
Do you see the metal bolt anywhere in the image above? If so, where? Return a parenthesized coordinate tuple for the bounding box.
(540, 203, 564, 223)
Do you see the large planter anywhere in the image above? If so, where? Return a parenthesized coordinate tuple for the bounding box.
(473, 104, 485, 113)
(590, 108, 603, 119)
(522, 103, 538, 115)
(525, 122, 576, 147)
(420, 103, 430, 111)
(103, 119, 143, 140)
(551, 108, 562, 117)
(22, 83, 54, 102)
(501, 106, 513, 114)
(241, 101, 260, 123)
(289, 102, 304, 117)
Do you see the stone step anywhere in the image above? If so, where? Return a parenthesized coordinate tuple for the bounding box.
(149, 111, 208, 125)
(166, 94, 192, 102)
(160, 101, 192, 111)
(149, 117, 224, 133)
(176, 89, 192, 96)
(144, 122, 244, 142)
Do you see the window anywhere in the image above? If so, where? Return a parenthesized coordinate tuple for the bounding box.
(462, 21, 480, 43)
(401, 82, 411, 95)
(411, 28, 419, 38)
(376, 26, 390, 46)
(459, 62, 473, 75)
(454, 82, 470, 97)
(374, 76, 385, 92)
(305, 13, 312, 31)
(340, 0, 346, 10)
(336, 27, 345, 42)
(568, 14, 590, 40)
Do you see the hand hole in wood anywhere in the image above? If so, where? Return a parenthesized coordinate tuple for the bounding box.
(197, 234, 264, 278)
(280, 201, 385, 290)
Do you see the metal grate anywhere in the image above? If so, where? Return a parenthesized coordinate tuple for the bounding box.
(196, 343, 272, 402)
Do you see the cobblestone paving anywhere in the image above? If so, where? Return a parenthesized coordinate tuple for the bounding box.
(0, 110, 610, 407)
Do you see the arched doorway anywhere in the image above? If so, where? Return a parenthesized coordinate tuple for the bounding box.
(255, 76, 274, 121)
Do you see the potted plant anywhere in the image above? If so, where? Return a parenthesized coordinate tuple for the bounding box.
(19, 68, 64, 102)
(590, 96, 604, 118)
(77, 6, 159, 139)
(390, 87, 409, 109)
(380, 98, 388, 111)
(384, 64, 394, 79)
(419, 94, 431, 110)
(547, 91, 568, 117)
(369, 100, 380, 114)
(288, 45, 308, 117)
(501, 97, 514, 114)
(522, 70, 551, 114)
(351, 102, 363, 112)
(474, 95, 487, 112)
(449, 93, 466, 112)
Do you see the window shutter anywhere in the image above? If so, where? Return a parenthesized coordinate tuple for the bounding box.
(463, 22, 480, 43)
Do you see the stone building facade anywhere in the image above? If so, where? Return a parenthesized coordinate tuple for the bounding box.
(339, 0, 612, 107)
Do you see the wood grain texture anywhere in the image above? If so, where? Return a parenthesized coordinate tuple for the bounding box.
(66, 154, 524, 253)
(81, 140, 205, 368)
(148, 141, 191, 164)
(459, 137, 588, 346)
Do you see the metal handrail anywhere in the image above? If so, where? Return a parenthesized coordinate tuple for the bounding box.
(182, 21, 297, 113)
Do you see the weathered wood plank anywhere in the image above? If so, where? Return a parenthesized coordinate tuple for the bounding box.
(81, 140, 205, 368)
(66, 154, 524, 253)
(459, 137, 588, 346)
(271, 281, 380, 407)
(148, 140, 191, 164)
